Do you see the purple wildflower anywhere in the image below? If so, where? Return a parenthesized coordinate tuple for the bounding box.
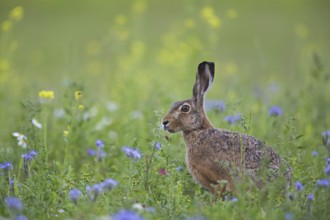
(177, 166, 183, 172)
(268, 106, 282, 116)
(10, 178, 21, 188)
(122, 146, 142, 160)
(96, 139, 104, 148)
(22, 150, 38, 161)
(312, 151, 318, 156)
(87, 148, 96, 156)
(324, 165, 330, 175)
(0, 162, 12, 171)
(15, 215, 28, 220)
(101, 178, 118, 191)
(86, 183, 103, 201)
(97, 148, 107, 162)
(225, 196, 238, 202)
(295, 181, 304, 191)
(159, 169, 167, 176)
(154, 142, 161, 150)
(112, 210, 144, 220)
(307, 194, 314, 201)
(224, 115, 241, 125)
(284, 212, 294, 220)
(5, 197, 24, 213)
(22, 150, 37, 177)
(321, 130, 330, 138)
(205, 100, 225, 112)
(327, 157, 330, 165)
(68, 189, 82, 204)
(187, 215, 207, 220)
(321, 130, 330, 144)
(316, 179, 329, 187)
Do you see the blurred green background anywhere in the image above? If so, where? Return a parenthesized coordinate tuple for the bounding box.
(1, 1, 330, 219)
(1, 0, 329, 136)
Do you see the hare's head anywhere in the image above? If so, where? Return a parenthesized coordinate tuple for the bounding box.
(162, 61, 215, 134)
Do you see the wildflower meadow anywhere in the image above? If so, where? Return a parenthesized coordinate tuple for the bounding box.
(1, 1, 330, 219)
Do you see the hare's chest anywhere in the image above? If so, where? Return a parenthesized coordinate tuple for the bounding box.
(185, 147, 204, 184)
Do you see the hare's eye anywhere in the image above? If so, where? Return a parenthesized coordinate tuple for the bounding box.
(181, 105, 190, 113)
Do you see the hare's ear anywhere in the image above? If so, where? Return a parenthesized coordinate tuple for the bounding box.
(192, 61, 215, 106)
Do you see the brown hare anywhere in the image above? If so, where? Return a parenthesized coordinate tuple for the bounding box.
(162, 61, 291, 196)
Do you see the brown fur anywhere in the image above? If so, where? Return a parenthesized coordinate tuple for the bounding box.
(162, 61, 291, 196)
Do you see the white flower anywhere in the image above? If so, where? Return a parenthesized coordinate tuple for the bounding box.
(32, 118, 42, 129)
(12, 132, 28, 148)
(106, 101, 118, 112)
(132, 203, 144, 211)
(95, 117, 112, 130)
(54, 108, 65, 119)
(131, 111, 143, 119)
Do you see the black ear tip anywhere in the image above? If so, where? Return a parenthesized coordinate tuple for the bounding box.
(198, 61, 215, 72)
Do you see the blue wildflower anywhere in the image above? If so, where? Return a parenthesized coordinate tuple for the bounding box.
(69, 188, 82, 204)
(86, 183, 103, 201)
(10, 178, 21, 188)
(312, 151, 318, 156)
(224, 115, 241, 125)
(96, 139, 104, 148)
(101, 178, 118, 191)
(5, 197, 24, 213)
(316, 179, 329, 187)
(0, 162, 12, 171)
(22, 150, 37, 161)
(295, 181, 304, 191)
(307, 194, 314, 201)
(224, 196, 238, 202)
(321, 130, 330, 138)
(87, 148, 96, 156)
(154, 142, 161, 150)
(177, 166, 183, 172)
(327, 157, 330, 165)
(284, 212, 294, 220)
(22, 150, 37, 177)
(187, 215, 207, 220)
(205, 100, 225, 112)
(122, 146, 142, 160)
(97, 148, 107, 162)
(268, 106, 282, 116)
(324, 165, 330, 175)
(15, 215, 28, 220)
(112, 210, 144, 220)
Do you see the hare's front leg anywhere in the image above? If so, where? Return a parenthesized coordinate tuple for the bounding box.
(188, 160, 233, 195)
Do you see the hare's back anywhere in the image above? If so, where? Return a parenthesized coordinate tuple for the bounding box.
(201, 128, 281, 169)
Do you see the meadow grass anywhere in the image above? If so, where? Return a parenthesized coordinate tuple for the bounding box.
(1, 1, 330, 219)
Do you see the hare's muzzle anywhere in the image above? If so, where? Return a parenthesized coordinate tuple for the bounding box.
(162, 120, 169, 130)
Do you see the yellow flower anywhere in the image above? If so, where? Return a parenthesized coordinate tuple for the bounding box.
(226, 9, 238, 19)
(74, 91, 83, 101)
(63, 130, 69, 137)
(1, 20, 12, 32)
(201, 6, 222, 29)
(78, 104, 85, 111)
(132, 0, 147, 15)
(38, 90, 55, 100)
(10, 6, 24, 22)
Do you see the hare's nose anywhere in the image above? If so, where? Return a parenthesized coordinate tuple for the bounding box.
(162, 120, 169, 129)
